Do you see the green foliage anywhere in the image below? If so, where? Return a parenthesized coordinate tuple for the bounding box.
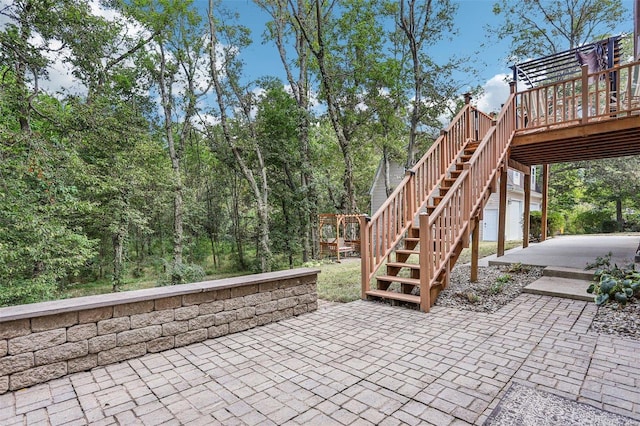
(529, 211, 564, 240)
(490, 274, 511, 294)
(507, 262, 530, 273)
(586, 254, 640, 306)
(157, 262, 205, 287)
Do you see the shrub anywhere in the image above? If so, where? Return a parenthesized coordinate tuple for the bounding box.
(157, 261, 205, 286)
(530, 211, 564, 240)
(586, 254, 640, 306)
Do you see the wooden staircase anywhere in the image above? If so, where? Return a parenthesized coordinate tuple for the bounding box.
(365, 140, 483, 307)
(360, 91, 518, 312)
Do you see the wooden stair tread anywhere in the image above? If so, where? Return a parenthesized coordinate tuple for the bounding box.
(395, 249, 419, 255)
(376, 275, 420, 286)
(366, 289, 420, 304)
(386, 262, 420, 269)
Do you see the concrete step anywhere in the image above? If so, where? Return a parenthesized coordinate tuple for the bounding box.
(522, 276, 593, 302)
(542, 266, 595, 281)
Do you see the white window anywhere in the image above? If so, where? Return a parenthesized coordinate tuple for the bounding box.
(513, 171, 521, 186)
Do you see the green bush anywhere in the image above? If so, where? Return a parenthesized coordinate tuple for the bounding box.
(530, 211, 564, 240)
(0, 278, 57, 307)
(573, 209, 613, 234)
(157, 261, 205, 286)
(586, 254, 640, 306)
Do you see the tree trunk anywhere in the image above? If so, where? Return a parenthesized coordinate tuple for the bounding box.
(616, 198, 623, 231)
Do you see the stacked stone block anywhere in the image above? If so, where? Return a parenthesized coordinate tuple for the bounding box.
(0, 269, 318, 394)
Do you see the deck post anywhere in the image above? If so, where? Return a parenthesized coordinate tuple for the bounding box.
(406, 170, 416, 226)
(471, 215, 480, 282)
(439, 129, 447, 175)
(359, 214, 371, 299)
(419, 213, 431, 312)
(541, 164, 549, 241)
(464, 93, 472, 141)
(497, 166, 508, 257)
(523, 170, 531, 248)
(581, 64, 589, 124)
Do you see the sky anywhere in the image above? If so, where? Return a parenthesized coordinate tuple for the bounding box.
(2, 0, 634, 113)
(216, 0, 515, 111)
(213, 0, 635, 112)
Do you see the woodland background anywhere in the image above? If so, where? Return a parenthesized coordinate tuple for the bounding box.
(0, 0, 636, 306)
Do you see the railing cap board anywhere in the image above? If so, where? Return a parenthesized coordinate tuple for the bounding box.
(0, 268, 320, 323)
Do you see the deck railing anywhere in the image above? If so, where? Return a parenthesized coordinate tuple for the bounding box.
(516, 61, 640, 130)
(360, 103, 493, 295)
(419, 92, 517, 311)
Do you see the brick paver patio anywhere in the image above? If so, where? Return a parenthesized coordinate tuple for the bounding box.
(1, 294, 639, 425)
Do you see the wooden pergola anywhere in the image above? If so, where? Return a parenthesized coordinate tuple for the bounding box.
(318, 214, 361, 261)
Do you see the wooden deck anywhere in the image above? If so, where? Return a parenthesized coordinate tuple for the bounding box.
(512, 61, 640, 165)
(511, 114, 640, 165)
(360, 59, 640, 313)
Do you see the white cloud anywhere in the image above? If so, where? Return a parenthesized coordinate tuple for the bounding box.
(476, 73, 510, 113)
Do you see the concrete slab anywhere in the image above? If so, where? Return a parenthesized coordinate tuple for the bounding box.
(488, 234, 640, 270)
(542, 266, 594, 280)
(523, 276, 594, 301)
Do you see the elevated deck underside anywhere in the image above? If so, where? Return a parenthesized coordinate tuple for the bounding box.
(511, 115, 640, 165)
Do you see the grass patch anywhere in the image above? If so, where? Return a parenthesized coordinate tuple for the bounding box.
(315, 240, 523, 303)
(313, 259, 362, 303)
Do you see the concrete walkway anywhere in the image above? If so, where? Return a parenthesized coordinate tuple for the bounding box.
(488, 235, 640, 269)
(1, 295, 639, 425)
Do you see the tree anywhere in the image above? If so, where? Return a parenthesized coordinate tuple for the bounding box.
(287, 0, 392, 213)
(206, 0, 272, 272)
(256, 0, 319, 260)
(131, 0, 209, 283)
(492, 0, 627, 57)
(397, 0, 462, 167)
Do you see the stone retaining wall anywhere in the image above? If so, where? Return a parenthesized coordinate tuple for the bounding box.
(0, 268, 319, 394)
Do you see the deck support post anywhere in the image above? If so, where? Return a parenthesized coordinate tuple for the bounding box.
(541, 164, 550, 241)
(359, 214, 371, 299)
(497, 166, 508, 257)
(419, 213, 431, 312)
(523, 170, 531, 248)
(471, 215, 480, 282)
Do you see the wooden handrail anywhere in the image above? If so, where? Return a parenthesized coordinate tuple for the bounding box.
(515, 60, 640, 131)
(361, 103, 492, 293)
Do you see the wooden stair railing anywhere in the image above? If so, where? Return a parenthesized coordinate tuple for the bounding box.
(419, 92, 517, 311)
(516, 61, 640, 131)
(360, 101, 494, 304)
